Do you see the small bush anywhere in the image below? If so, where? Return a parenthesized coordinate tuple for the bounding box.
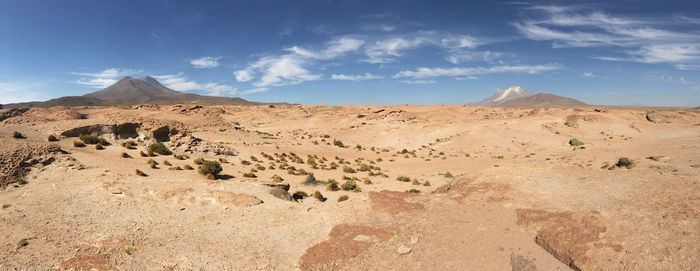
(272, 175, 284, 182)
(396, 176, 410, 182)
(342, 165, 356, 173)
(194, 158, 205, 165)
(121, 140, 136, 149)
(16, 238, 29, 249)
(95, 144, 104, 150)
(198, 160, 223, 176)
(74, 141, 86, 147)
(121, 152, 131, 158)
(163, 160, 172, 166)
(327, 182, 340, 191)
(292, 191, 308, 201)
(183, 164, 194, 170)
(242, 172, 257, 178)
(341, 180, 357, 191)
(16, 177, 27, 185)
(303, 174, 321, 185)
(333, 139, 345, 148)
(312, 191, 327, 202)
(363, 178, 372, 185)
(615, 157, 634, 169)
(139, 151, 148, 157)
(206, 173, 216, 180)
(338, 195, 349, 202)
(406, 188, 421, 193)
(12, 131, 24, 139)
(135, 169, 147, 177)
(423, 181, 431, 186)
(147, 142, 171, 156)
(444, 172, 454, 178)
(569, 138, 584, 146)
(411, 179, 420, 185)
(79, 134, 108, 145)
(47, 135, 59, 142)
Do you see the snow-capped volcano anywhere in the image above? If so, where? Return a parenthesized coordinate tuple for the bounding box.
(477, 85, 533, 105)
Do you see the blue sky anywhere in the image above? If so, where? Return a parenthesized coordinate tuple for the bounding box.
(1, 0, 699, 106)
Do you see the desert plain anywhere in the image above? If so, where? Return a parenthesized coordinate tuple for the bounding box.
(0, 104, 698, 270)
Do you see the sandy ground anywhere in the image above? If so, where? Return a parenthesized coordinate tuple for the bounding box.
(0, 104, 698, 270)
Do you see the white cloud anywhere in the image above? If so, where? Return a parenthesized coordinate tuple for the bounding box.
(394, 64, 563, 79)
(288, 37, 364, 60)
(190, 57, 220, 68)
(330, 73, 382, 81)
(235, 37, 364, 87)
(71, 68, 141, 88)
(235, 55, 321, 88)
(676, 63, 700, 70)
(239, 87, 269, 95)
(363, 37, 428, 63)
(515, 5, 700, 66)
(153, 73, 237, 96)
(401, 80, 435, 85)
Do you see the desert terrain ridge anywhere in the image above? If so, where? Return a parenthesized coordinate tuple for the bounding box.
(0, 104, 699, 270)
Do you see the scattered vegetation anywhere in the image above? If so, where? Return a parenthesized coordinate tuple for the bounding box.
(333, 139, 346, 148)
(79, 134, 108, 145)
(12, 131, 24, 139)
(443, 172, 454, 178)
(292, 191, 308, 201)
(95, 144, 105, 150)
(198, 160, 223, 178)
(406, 188, 421, 193)
(423, 181, 431, 186)
(121, 140, 136, 149)
(194, 158, 205, 165)
(615, 157, 635, 169)
(243, 172, 257, 178)
(16, 238, 29, 250)
(135, 169, 147, 177)
(163, 160, 172, 166)
(342, 165, 356, 173)
(312, 191, 327, 202)
(47, 134, 59, 142)
(303, 174, 321, 185)
(183, 164, 194, 170)
(569, 138, 584, 146)
(396, 176, 411, 182)
(327, 180, 340, 191)
(73, 141, 86, 147)
(341, 180, 359, 191)
(338, 195, 349, 202)
(147, 142, 172, 156)
(139, 151, 148, 157)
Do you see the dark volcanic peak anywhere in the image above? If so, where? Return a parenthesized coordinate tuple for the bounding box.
(4, 76, 257, 108)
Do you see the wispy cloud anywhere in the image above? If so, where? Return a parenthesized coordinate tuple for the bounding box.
(400, 79, 435, 85)
(330, 73, 382, 81)
(154, 73, 237, 96)
(514, 5, 700, 67)
(394, 64, 563, 79)
(72, 68, 141, 88)
(190, 57, 220, 68)
(234, 37, 364, 88)
(363, 37, 429, 64)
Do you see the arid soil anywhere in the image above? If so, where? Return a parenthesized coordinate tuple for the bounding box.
(0, 105, 698, 270)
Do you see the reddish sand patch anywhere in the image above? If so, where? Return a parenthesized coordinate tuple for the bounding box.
(58, 253, 114, 271)
(368, 190, 424, 215)
(299, 224, 395, 270)
(516, 209, 622, 270)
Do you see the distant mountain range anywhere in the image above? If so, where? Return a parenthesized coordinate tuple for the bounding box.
(476, 85, 587, 107)
(2, 76, 258, 108)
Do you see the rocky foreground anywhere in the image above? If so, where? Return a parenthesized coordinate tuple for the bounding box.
(0, 104, 698, 270)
